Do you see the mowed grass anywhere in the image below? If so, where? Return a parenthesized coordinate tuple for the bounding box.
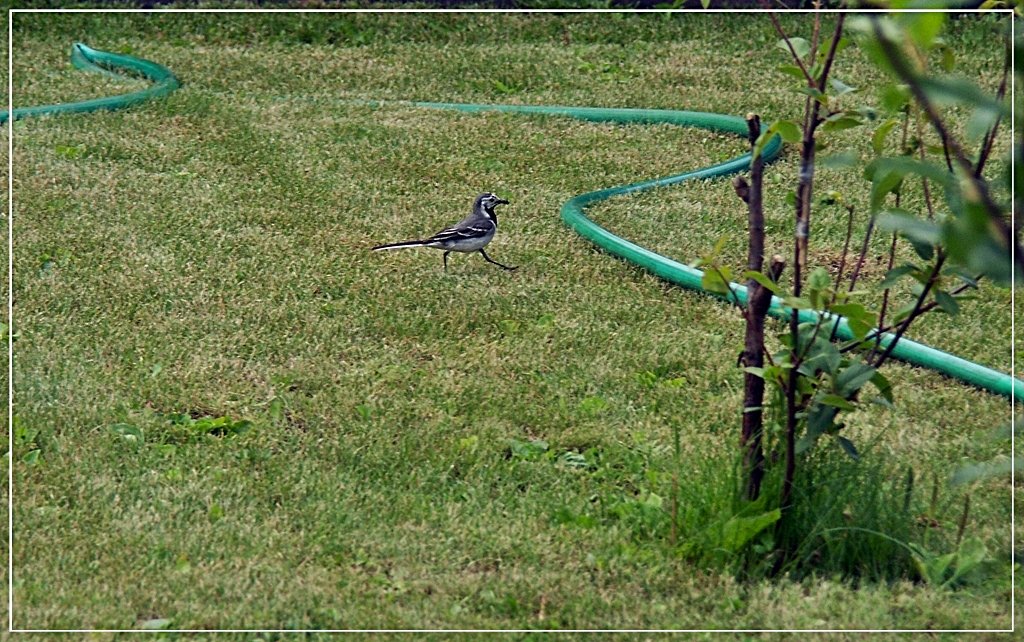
(7, 11, 1017, 633)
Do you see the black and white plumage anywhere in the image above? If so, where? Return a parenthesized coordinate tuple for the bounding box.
(372, 192, 517, 271)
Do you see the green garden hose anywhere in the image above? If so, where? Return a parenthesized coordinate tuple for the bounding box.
(0, 43, 179, 124)
(8, 44, 1020, 401)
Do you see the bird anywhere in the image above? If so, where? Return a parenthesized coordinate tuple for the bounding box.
(372, 192, 518, 271)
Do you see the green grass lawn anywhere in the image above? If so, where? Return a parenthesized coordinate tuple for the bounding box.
(5, 10, 1018, 634)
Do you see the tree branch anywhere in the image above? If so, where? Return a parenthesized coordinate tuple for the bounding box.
(872, 253, 947, 370)
(872, 232, 900, 356)
(781, 12, 846, 525)
(767, 11, 816, 88)
(829, 204, 856, 342)
(839, 276, 979, 355)
(974, 37, 1010, 179)
(870, 16, 1021, 271)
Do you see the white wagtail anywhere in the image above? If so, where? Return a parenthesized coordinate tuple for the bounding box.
(372, 192, 518, 271)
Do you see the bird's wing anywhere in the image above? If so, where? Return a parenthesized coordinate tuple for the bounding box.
(428, 219, 495, 242)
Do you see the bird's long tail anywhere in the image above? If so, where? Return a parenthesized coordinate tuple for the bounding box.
(372, 239, 429, 251)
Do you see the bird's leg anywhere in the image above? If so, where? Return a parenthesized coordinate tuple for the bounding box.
(443, 250, 451, 271)
(479, 249, 518, 271)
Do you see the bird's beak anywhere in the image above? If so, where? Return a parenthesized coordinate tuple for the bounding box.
(497, 198, 510, 205)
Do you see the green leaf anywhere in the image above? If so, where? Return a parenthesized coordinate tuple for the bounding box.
(22, 449, 41, 465)
(870, 370, 895, 406)
(776, 37, 810, 59)
(895, 12, 946, 49)
(808, 267, 831, 292)
(492, 79, 515, 94)
(717, 509, 781, 553)
(877, 210, 942, 246)
(799, 405, 840, 454)
(742, 270, 781, 294)
(836, 435, 860, 460)
(836, 361, 876, 397)
(871, 119, 899, 156)
(966, 104, 1002, 143)
(939, 45, 955, 72)
(55, 144, 84, 159)
(643, 492, 664, 509)
(772, 119, 802, 144)
(934, 290, 960, 316)
(906, 234, 935, 262)
(880, 263, 920, 290)
(951, 458, 1020, 486)
(831, 303, 877, 341)
(558, 451, 589, 469)
(821, 116, 863, 133)
(829, 77, 857, 96)
(701, 268, 733, 296)
(818, 394, 856, 411)
(867, 167, 903, 212)
(509, 438, 549, 460)
(866, 156, 952, 188)
(918, 76, 1008, 116)
(908, 543, 954, 586)
(943, 266, 979, 288)
(893, 299, 918, 324)
(751, 131, 770, 162)
(941, 201, 1014, 285)
(819, 150, 859, 169)
(848, 317, 874, 342)
(797, 85, 828, 104)
(829, 302, 865, 320)
(140, 618, 172, 630)
(777, 64, 806, 80)
(798, 325, 841, 376)
(782, 296, 813, 310)
(578, 396, 608, 415)
(880, 83, 911, 112)
(109, 423, 144, 444)
(945, 537, 989, 587)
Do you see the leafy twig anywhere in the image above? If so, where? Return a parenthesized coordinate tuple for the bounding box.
(840, 277, 978, 355)
(914, 109, 938, 220)
(870, 16, 1021, 270)
(829, 204, 856, 342)
(873, 233, 900, 356)
(711, 265, 746, 315)
(767, 12, 816, 87)
(974, 37, 1010, 179)
(872, 253, 947, 370)
(781, 12, 846, 527)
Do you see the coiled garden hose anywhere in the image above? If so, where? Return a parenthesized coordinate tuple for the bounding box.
(7, 43, 1020, 401)
(0, 43, 179, 124)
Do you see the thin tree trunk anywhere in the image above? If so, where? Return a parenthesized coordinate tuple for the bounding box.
(737, 114, 783, 502)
